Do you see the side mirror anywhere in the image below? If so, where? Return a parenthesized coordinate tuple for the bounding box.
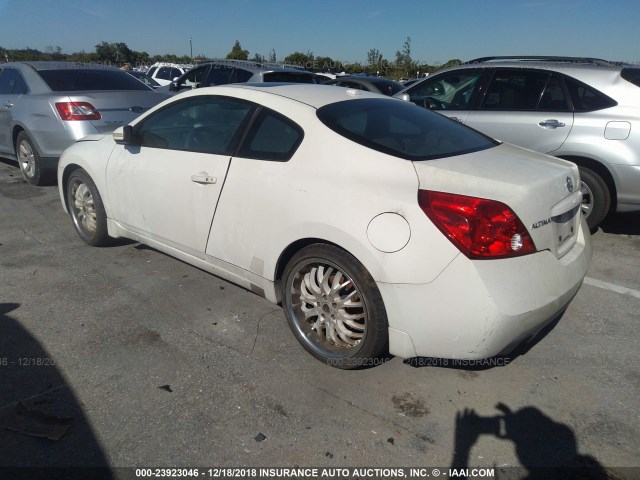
(169, 81, 179, 92)
(396, 93, 411, 102)
(113, 125, 140, 146)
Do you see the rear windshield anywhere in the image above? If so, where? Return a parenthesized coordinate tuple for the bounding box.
(621, 67, 640, 87)
(369, 78, 405, 95)
(263, 72, 317, 83)
(39, 69, 152, 91)
(317, 98, 497, 160)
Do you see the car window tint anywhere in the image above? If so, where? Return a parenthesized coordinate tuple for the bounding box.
(38, 69, 151, 91)
(156, 67, 172, 80)
(232, 68, 253, 83)
(204, 66, 235, 86)
(621, 67, 640, 87)
(147, 67, 157, 77)
(318, 98, 497, 160)
(137, 96, 254, 154)
(482, 70, 549, 110)
(538, 74, 570, 111)
(408, 70, 482, 110)
(564, 77, 617, 111)
(237, 109, 303, 161)
(170, 68, 182, 80)
(262, 72, 316, 83)
(0, 68, 27, 94)
(180, 66, 207, 88)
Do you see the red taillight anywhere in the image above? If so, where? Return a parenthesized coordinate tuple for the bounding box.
(55, 102, 101, 121)
(418, 190, 536, 259)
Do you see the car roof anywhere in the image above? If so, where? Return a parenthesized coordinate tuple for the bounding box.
(180, 83, 395, 109)
(195, 59, 313, 75)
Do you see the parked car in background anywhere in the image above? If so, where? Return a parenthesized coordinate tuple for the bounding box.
(145, 62, 191, 86)
(396, 56, 640, 230)
(0, 61, 168, 185)
(57, 84, 590, 369)
(323, 75, 405, 96)
(126, 70, 161, 89)
(162, 59, 317, 95)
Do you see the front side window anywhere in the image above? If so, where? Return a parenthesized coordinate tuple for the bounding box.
(481, 70, 549, 111)
(263, 71, 316, 83)
(136, 96, 254, 154)
(178, 66, 208, 89)
(407, 70, 482, 110)
(237, 109, 303, 161)
(318, 98, 497, 160)
(203, 65, 235, 86)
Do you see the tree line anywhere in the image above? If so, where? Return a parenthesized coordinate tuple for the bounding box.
(1, 38, 462, 80)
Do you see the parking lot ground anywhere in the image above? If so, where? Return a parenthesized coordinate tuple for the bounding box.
(0, 158, 639, 479)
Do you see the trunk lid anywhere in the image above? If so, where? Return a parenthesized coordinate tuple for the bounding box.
(66, 91, 168, 133)
(413, 143, 582, 258)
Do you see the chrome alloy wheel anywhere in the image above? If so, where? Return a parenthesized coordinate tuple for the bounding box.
(288, 261, 367, 356)
(580, 180, 593, 219)
(17, 139, 36, 179)
(70, 180, 97, 235)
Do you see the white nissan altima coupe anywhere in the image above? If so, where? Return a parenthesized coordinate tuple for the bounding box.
(57, 84, 592, 369)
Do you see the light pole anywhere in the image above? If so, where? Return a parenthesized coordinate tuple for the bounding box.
(189, 37, 193, 63)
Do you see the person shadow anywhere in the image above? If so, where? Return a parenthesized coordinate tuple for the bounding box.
(0, 303, 113, 480)
(451, 403, 616, 480)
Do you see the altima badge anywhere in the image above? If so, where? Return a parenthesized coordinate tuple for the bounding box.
(566, 176, 574, 193)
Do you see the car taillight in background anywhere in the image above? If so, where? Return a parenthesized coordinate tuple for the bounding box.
(55, 102, 101, 121)
(418, 190, 536, 259)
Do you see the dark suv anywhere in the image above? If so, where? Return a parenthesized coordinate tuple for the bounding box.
(165, 59, 318, 95)
(396, 56, 640, 230)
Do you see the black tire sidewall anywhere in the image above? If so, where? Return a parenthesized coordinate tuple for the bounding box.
(579, 167, 610, 232)
(282, 244, 388, 369)
(16, 131, 44, 186)
(66, 169, 110, 247)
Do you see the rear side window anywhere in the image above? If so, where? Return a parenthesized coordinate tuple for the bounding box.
(621, 67, 640, 87)
(318, 98, 497, 161)
(263, 72, 316, 83)
(39, 69, 152, 91)
(237, 109, 303, 161)
(564, 77, 617, 111)
(0, 68, 28, 94)
(482, 70, 549, 110)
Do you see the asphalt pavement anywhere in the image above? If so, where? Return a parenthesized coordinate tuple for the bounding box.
(0, 158, 638, 479)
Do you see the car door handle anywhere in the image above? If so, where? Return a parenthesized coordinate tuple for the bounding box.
(3, 102, 13, 108)
(538, 119, 565, 128)
(449, 116, 464, 123)
(191, 174, 217, 184)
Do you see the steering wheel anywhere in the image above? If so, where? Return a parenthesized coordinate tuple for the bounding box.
(422, 97, 445, 110)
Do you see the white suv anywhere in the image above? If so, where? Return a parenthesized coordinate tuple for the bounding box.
(145, 63, 191, 86)
(396, 56, 640, 230)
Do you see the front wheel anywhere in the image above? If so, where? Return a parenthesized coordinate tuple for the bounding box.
(579, 167, 611, 232)
(66, 169, 111, 246)
(282, 244, 389, 369)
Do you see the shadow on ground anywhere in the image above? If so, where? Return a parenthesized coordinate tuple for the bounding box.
(0, 303, 113, 480)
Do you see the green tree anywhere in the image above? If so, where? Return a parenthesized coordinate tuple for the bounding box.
(226, 40, 249, 60)
(395, 36, 413, 70)
(268, 49, 277, 63)
(284, 50, 313, 67)
(251, 53, 266, 63)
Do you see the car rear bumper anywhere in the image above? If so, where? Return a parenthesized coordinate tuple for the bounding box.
(379, 216, 592, 359)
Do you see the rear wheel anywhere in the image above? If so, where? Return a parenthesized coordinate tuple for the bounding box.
(66, 169, 111, 246)
(16, 131, 55, 186)
(579, 167, 610, 232)
(282, 244, 388, 369)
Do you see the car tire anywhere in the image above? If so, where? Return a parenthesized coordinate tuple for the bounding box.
(66, 169, 111, 247)
(579, 167, 610, 232)
(16, 131, 55, 186)
(282, 244, 389, 369)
